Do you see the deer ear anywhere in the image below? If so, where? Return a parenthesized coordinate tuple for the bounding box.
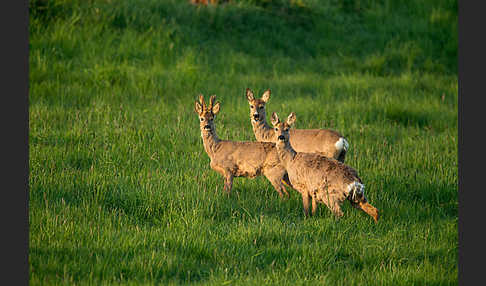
(212, 102, 221, 115)
(286, 112, 296, 126)
(271, 112, 280, 126)
(262, 89, 271, 102)
(195, 101, 203, 114)
(246, 88, 255, 102)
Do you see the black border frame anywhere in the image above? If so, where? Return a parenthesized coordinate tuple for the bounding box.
(1, 0, 29, 285)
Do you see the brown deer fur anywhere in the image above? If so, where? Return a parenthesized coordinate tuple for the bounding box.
(246, 88, 349, 162)
(271, 112, 379, 222)
(194, 94, 292, 198)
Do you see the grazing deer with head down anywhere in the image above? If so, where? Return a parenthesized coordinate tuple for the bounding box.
(194, 94, 292, 198)
(271, 112, 379, 222)
(246, 88, 349, 162)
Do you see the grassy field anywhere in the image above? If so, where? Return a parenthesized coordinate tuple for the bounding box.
(29, 0, 458, 284)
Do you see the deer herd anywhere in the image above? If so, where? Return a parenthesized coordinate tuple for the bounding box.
(194, 89, 380, 223)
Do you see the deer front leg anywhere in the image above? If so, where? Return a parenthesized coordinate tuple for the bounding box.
(302, 192, 311, 218)
(269, 179, 286, 199)
(281, 173, 294, 194)
(211, 163, 233, 195)
(223, 173, 234, 194)
(311, 193, 318, 216)
(265, 168, 290, 199)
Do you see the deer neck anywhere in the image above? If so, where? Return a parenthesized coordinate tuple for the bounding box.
(201, 130, 221, 158)
(251, 119, 275, 142)
(276, 141, 296, 169)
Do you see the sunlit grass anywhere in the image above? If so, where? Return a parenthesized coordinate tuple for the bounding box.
(29, 0, 457, 284)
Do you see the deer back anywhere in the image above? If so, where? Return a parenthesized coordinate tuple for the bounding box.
(210, 140, 280, 178)
(288, 128, 344, 157)
(287, 152, 359, 193)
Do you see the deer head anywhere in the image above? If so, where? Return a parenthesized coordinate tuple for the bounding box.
(246, 88, 271, 123)
(271, 112, 296, 148)
(194, 94, 221, 135)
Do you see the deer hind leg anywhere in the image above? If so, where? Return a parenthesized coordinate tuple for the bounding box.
(329, 202, 344, 219)
(301, 192, 312, 218)
(347, 183, 379, 222)
(321, 194, 343, 219)
(352, 201, 379, 223)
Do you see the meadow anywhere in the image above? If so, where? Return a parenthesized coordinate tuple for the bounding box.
(29, 0, 458, 284)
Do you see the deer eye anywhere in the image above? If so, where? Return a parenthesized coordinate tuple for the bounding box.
(200, 118, 204, 122)
(250, 105, 254, 109)
(274, 128, 278, 131)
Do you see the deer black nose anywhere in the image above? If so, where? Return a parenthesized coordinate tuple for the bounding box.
(204, 125, 211, 130)
(278, 135, 285, 140)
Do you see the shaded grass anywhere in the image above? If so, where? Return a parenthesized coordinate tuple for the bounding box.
(29, 0, 457, 285)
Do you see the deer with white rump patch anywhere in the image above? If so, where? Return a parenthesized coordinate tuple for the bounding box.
(194, 94, 292, 198)
(246, 88, 349, 162)
(271, 112, 379, 222)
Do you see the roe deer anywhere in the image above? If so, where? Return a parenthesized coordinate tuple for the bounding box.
(194, 94, 292, 198)
(270, 112, 379, 222)
(246, 88, 349, 162)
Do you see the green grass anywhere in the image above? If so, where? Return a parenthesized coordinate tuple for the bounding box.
(29, 0, 457, 284)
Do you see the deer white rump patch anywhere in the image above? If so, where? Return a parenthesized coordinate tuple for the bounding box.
(347, 181, 365, 200)
(335, 137, 349, 152)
